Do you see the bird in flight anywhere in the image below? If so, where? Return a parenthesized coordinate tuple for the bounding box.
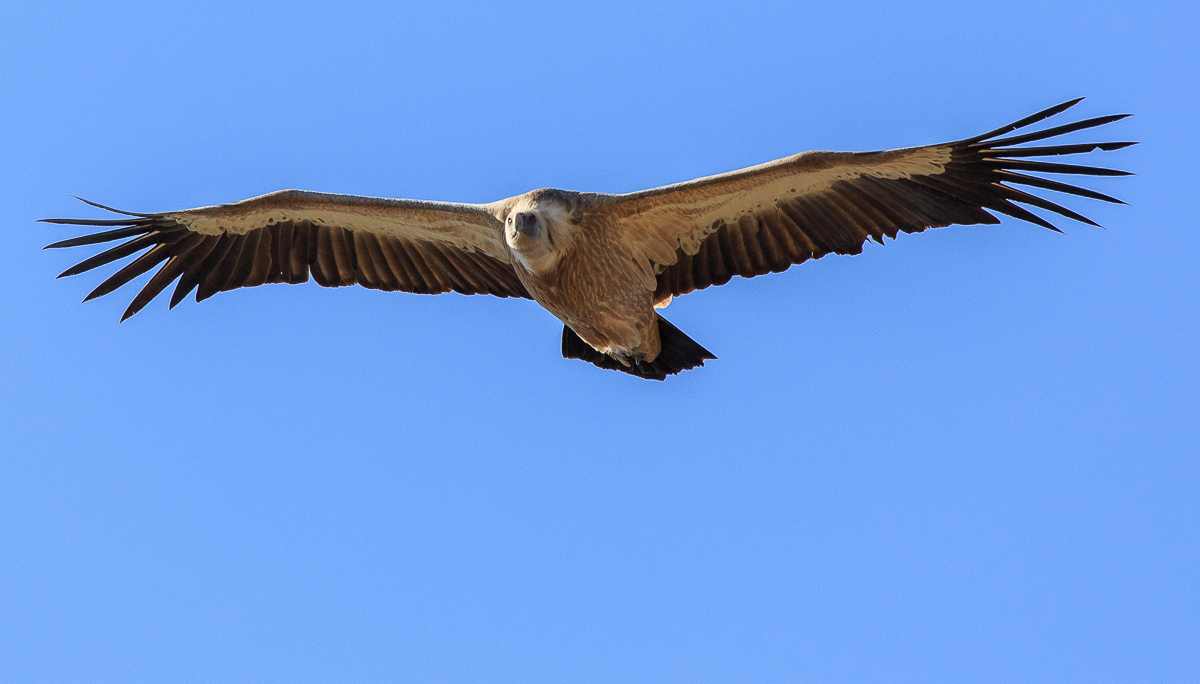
(44, 98, 1133, 380)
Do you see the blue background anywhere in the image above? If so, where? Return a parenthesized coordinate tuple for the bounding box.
(2, 1, 1195, 682)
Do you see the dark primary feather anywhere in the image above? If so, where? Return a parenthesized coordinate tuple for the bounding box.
(983, 114, 1131, 148)
(43, 212, 531, 320)
(959, 97, 1085, 144)
(986, 141, 1135, 158)
(653, 99, 1134, 302)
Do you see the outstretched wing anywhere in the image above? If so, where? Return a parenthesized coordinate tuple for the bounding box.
(43, 190, 530, 320)
(598, 99, 1134, 301)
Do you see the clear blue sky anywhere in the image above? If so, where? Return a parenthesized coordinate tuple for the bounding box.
(2, 1, 1195, 682)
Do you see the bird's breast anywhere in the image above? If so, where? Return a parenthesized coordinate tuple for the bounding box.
(514, 239, 660, 359)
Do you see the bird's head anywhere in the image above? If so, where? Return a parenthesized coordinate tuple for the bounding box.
(503, 191, 576, 274)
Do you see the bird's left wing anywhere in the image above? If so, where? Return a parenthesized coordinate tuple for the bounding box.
(595, 99, 1133, 302)
(43, 190, 530, 320)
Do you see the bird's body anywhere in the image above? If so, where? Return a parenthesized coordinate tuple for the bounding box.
(44, 99, 1134, 380)
(503, 189, 665, 365)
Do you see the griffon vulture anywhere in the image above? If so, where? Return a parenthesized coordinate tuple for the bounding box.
(44, 99, 1133, 380)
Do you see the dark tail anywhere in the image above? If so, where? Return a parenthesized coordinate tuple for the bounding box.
(561, 315, 716, 381)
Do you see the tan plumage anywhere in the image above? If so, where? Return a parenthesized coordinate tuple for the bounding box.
(44, 99, 1133, 380)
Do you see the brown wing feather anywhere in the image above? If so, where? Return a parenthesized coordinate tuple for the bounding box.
(42, 191, 531, 320)
(597, 99, 1133, 302)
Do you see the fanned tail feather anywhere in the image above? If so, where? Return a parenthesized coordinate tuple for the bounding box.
(561, 315, 716, 381)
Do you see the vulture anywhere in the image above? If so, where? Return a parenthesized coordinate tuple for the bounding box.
(44, 98, 1133, 380)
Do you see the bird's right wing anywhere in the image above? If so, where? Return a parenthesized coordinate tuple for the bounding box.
(43, 190, 531, 320)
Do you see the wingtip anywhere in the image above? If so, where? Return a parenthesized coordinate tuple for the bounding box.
(1046, 97, 1085, 117)
(962, 97, 1096, 145)
(1105, 141, 1138, 151)
(71, 196, 151, 217)
(1035, 98, 1086, 121)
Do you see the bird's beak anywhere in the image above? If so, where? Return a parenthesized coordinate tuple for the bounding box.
(515, 212, 537, 237)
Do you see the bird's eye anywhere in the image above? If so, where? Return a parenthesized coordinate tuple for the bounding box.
(506, 217, 512, 224)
